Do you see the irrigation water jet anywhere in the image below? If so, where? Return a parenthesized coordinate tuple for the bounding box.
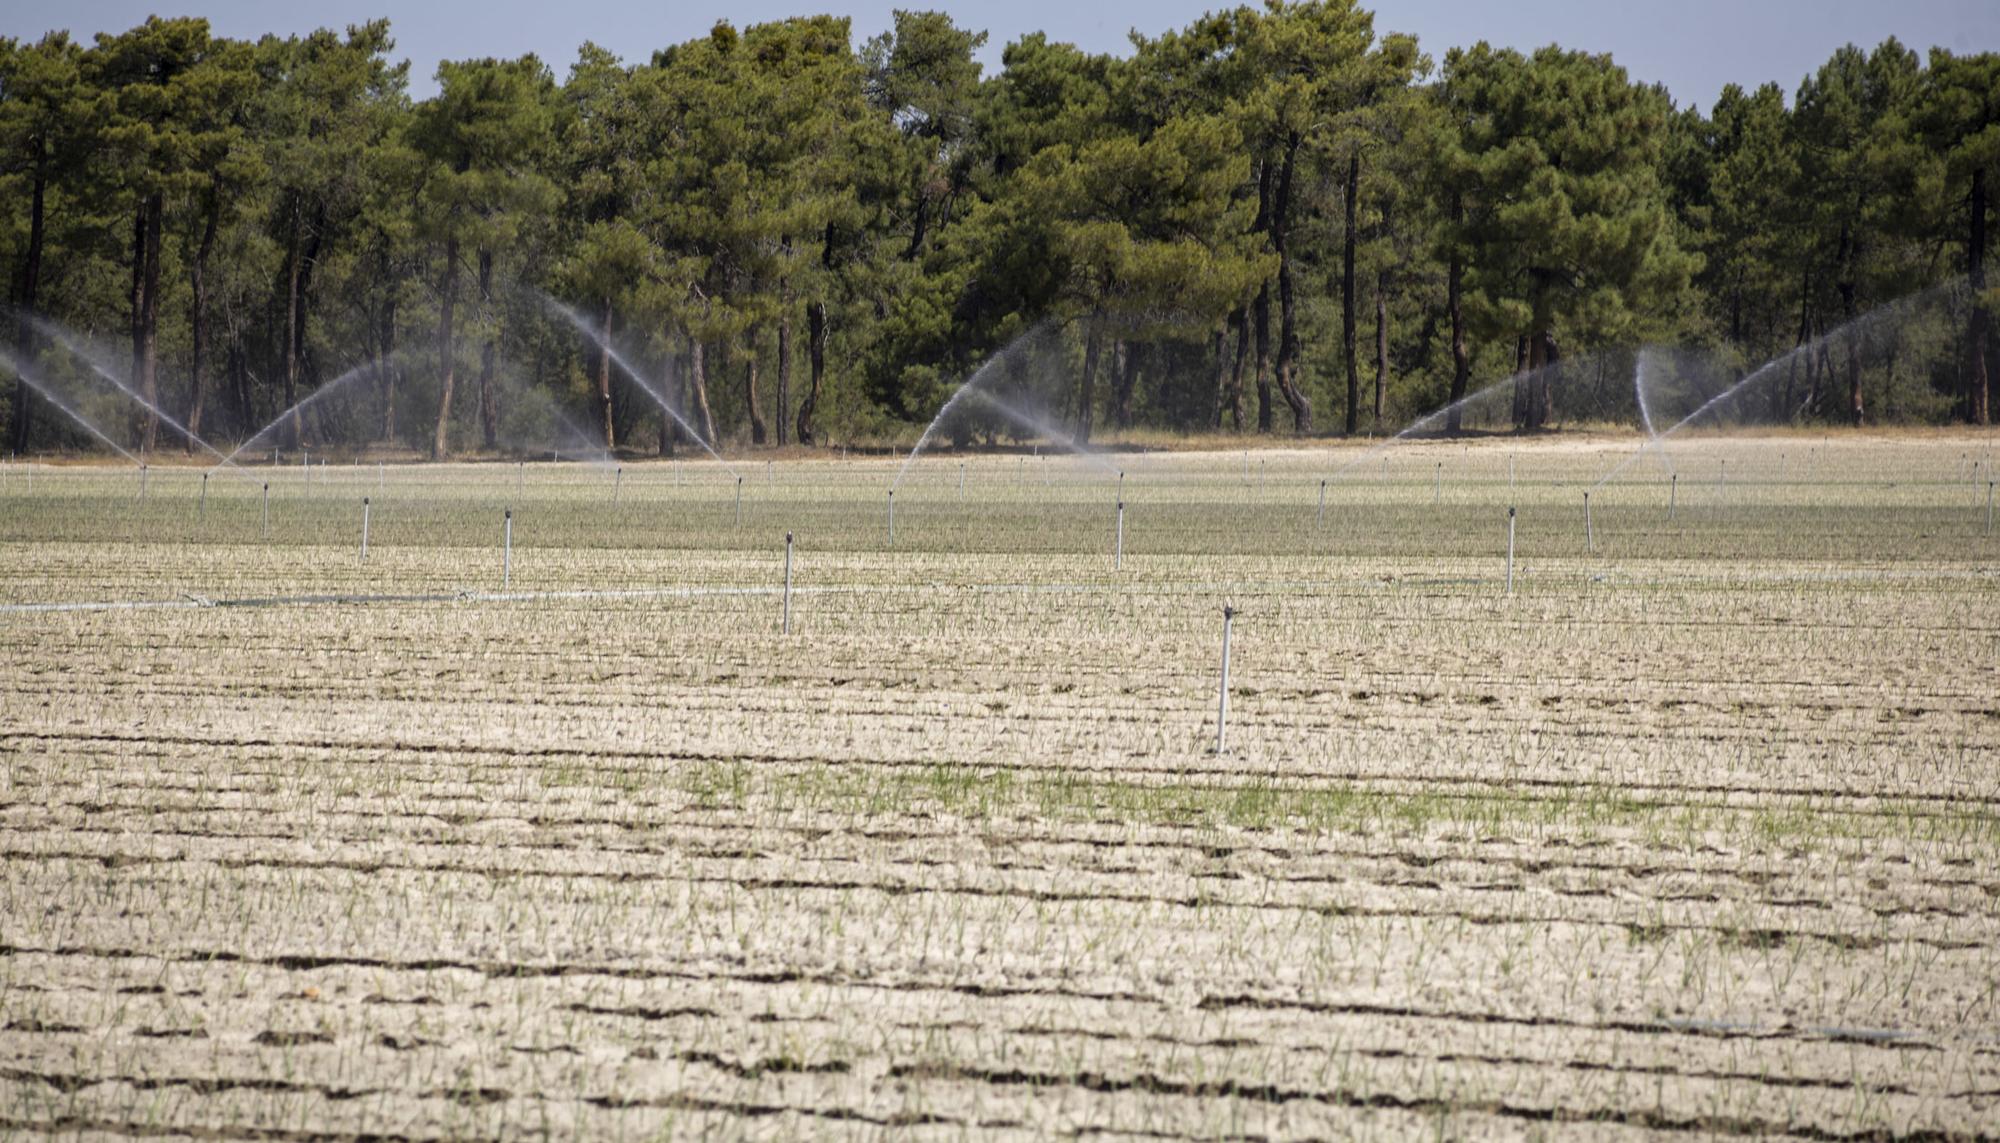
(541, 295, 738, 478)
(1591, 283, 1961, 492)
(1321, 350, 1644, 489)
(23, 315, 250, 479)
(922, 385, 1123, 487)
(891, 322, 1055, 493)
(205, 355, 384, 473)
(0, 351, 144, 466)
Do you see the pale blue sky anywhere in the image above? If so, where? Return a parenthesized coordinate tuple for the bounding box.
(7, 0, 1997, 112)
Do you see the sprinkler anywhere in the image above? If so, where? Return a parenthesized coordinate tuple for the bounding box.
(614, 466, 623, 505)
(1505, 506, 1516, 595)
(261, 483, 270, 540)
(199, 472, 208, 520)
(503, 507, 513, 589)
(1115, 500, 1125, 571)
(1215, 605, 1236, 754)
(734, 475, 743, 526)
(1317, 479, 1327, 528)
(782, 532, 794, 635)
(1584, 491, 1593, 553)
(886, 489, 895, 545)
(360, 497, 371, 562)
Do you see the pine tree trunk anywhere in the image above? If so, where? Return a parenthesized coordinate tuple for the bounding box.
(1114, 340, 1140, 430)
(797, 299, 826, 446)
(1781, 272, 1811, 421)
(379, 295, 398, 444)
(596, 299, 616, 450)
(1252, 154, 1273, 434)
(1373, 269, 1388, 428)
(1075, 318, 1101, 445)
(432, 235, 459, 459)
(1838, 224, 1863, 426)
(129, 203, 147, 451)
(1512, 335, 1531, 429)
(13, 163, 47, 453)
(1211, 324, 1231, 430)
(280, 220, 302, 449)
(1969, 166, 1990, 426)
(657, 346, 677, 457)
(477, 249, 498, 451)
(776, 310, 792, 447)
(1841, 281, 1863, 427)
(1227, 309, 1248, 432)
(286, 203, 325, 450)
(1252, 284, 1272, 433)
(1272, 134, 1310, 433)
(228, 337, 249, 441)
(745, 340, 767, 446)
(130, 192, 163, 455)
(1447, 193, 1469, 436)
(187, 186, 219, 448)
(687, 335, 717, 445)
(1342, 152, 1360, 436)
(1534, 331, 1558, 428)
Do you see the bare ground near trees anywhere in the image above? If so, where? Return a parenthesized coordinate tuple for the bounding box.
(1, 435, 1997, 1139)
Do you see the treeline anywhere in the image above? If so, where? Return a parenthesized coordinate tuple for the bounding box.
(1, 3, 1995, 459)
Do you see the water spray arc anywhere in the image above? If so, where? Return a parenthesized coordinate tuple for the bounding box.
(540, 295, 738, 478)
(0, 351, 144, 467)
(211, 358, 377, 472)
(1591, 283, 1960, 492)
(25, 315, 253, 482)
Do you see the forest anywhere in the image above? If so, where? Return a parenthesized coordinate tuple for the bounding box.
(1, 1, 1996, 458)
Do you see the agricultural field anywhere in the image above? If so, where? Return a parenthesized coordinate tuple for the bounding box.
(1, 432, 1997, 1140)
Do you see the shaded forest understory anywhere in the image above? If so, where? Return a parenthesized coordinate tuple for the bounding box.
(1, 2, 1996, 459)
